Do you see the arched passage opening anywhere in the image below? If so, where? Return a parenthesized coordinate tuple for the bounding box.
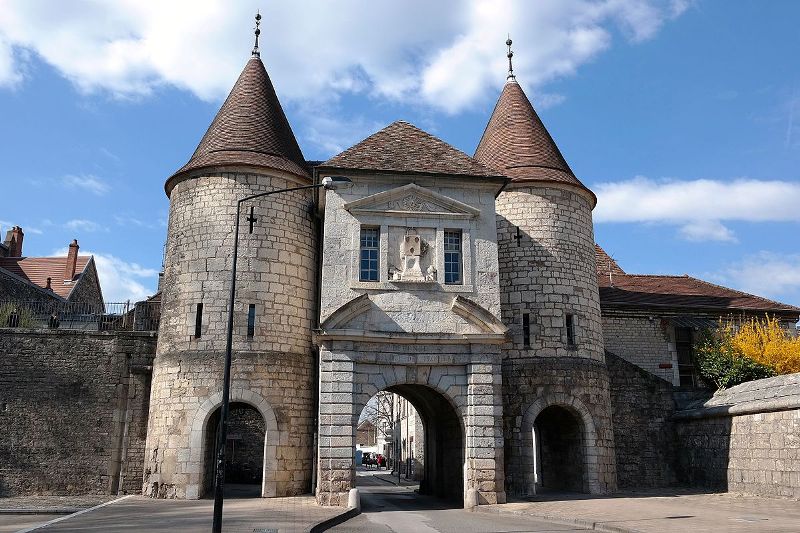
(203, 402, 266, 498)
(533, 405, 585, 493)
(355, 384, 464, 503)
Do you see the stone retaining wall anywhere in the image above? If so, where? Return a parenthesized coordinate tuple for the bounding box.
(0, 329, 157, 496)
(675, 373, 800, 499)
(606, 351, 676, 488)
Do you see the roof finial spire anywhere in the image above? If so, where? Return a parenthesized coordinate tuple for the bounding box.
(506, 35, 515, 80)
(252, 11, 262, 57)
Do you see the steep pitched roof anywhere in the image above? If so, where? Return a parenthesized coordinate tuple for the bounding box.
(320, 121, 505, 179)
(166, 57, 309, 195)
(474, 80, 595, 203)
(595, 244, 625, 275)
(0, 256, 91, 299)
(598, 273, 800, 314)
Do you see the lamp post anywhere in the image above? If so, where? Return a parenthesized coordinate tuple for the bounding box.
(212, 175, 352, 533)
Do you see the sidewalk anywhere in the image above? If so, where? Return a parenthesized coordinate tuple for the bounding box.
(0, 494, 349, 533)
(476, 489, 800, 533)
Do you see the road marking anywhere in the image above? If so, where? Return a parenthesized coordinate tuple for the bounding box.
(15, 495, 133, 532)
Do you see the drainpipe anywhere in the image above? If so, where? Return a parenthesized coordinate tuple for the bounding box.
(311, 165, 323, 495)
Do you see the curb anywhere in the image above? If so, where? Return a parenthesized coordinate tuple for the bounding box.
(0, 508, 81, 515)
(309, 506, 360, 533)
(475, 505, 639, 533)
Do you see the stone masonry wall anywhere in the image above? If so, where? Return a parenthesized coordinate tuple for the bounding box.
(502, 357, 617, 496)
(606, 351, 677, 488)
(675, 373, 800, 499)
(602, 312, 676, 384)
(0, 329, 156, 496)
(496, 185, 603, 362)
(145, 169, 317, 499)
(67, 261, 104, 307)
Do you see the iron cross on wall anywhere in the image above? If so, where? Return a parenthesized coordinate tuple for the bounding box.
(246, 206, 258, 234)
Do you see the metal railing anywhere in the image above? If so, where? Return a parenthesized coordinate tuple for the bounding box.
(0, 299, 161, 332)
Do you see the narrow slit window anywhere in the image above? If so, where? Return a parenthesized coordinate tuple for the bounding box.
(566, 314, 576, 347)
(522, 312, 530, 347)
(359, 227, 379, 282)
(194, 303, 203, 339)
(247, 304, 256, 338)
(444, 230, 462, 285)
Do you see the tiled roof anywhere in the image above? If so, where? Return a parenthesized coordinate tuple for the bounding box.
(474, 80, 595, 203)
(166, 57, 309, 194)
(0, 256, 90, 299)
(320, 121, 505, 179)
(598, 272, 800, 314)
(595, 244, 625, 275)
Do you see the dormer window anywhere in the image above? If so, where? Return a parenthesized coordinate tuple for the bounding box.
(359, 227, 379, 282)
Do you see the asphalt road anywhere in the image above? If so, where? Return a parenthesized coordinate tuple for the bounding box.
(331, 470, 588, 533)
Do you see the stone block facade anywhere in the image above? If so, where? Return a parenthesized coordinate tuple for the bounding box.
(316, 342, 506, 507)
(496, 185, 603, 362)
(144, 169, 317, 499)
(502, 357, 617, 496)
(0, 329, 156, 496)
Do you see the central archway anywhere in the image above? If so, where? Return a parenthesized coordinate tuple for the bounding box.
(354, 384, 464, 502)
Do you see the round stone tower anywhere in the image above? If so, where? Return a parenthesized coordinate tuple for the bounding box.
(143, 50, 317, 499)
(475, 67, 617, 495)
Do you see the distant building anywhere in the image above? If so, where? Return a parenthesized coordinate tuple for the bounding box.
(0, 226, 103, 308)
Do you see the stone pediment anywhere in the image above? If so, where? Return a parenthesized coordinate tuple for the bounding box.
(318, 293, 507, 344)
(344, 183, 480, 219)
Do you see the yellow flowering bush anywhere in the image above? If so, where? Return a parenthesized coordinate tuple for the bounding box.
(694, 316, 800, 390)
(731, 316, 800, 375)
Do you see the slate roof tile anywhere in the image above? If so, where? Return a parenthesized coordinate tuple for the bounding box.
(475, 80, 595, 202)
(321, 120, 504, 179)
(166, 57, 309, 194)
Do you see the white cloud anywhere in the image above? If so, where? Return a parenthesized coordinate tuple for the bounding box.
(594, 176, 800, 242)
(62, 174, 110, 195)
(52, 247, 158, 302)
(0, 0, 685, 114)
(711, 252, 800, 304)
(64, 219, 104, 233)
(678, 220, 737, 243)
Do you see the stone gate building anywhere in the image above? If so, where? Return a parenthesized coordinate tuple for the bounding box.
(140, 37, 621, 507)
(4, 31, 798, 506)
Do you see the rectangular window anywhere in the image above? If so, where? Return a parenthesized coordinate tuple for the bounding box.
(247, 304, 256, 338)
(359, 227, 379, 281)
(444, 230, 462, 284)
(194, 303, 203, 339)
(566, 314, 576, 346)
(676, 327, 697, 388)
(522, 312, 530, 347)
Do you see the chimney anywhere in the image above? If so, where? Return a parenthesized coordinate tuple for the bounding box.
(45, 277, 52, 290)
(4, 226, 24, 257)
(65, 239, 79, 281)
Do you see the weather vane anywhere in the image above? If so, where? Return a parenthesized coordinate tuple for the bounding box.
(506, 35, 515, 80)
(252, 12, 262, 57)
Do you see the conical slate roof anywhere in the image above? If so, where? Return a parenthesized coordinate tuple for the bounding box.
(321, 120, 504, 179)
(474, 80, 595, 204)
(165, 57, 309, 195)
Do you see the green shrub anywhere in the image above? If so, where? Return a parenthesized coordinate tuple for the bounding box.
(694, 327, 776, 390)
(0, 302, 36, 328)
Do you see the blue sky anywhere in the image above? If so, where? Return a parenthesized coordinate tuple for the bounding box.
(0, 0, 798, 305)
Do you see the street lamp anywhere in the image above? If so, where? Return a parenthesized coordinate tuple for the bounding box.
(212, 175, 352, 533)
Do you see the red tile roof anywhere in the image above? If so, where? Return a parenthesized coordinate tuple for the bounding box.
(474, 80, 595, 204)
(598, 272, 800, 314)
(0, 256, 90, 299)
(595, 244, 625, 275)
(166, 57, 309, 195)
(320, 120, 505, 179)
